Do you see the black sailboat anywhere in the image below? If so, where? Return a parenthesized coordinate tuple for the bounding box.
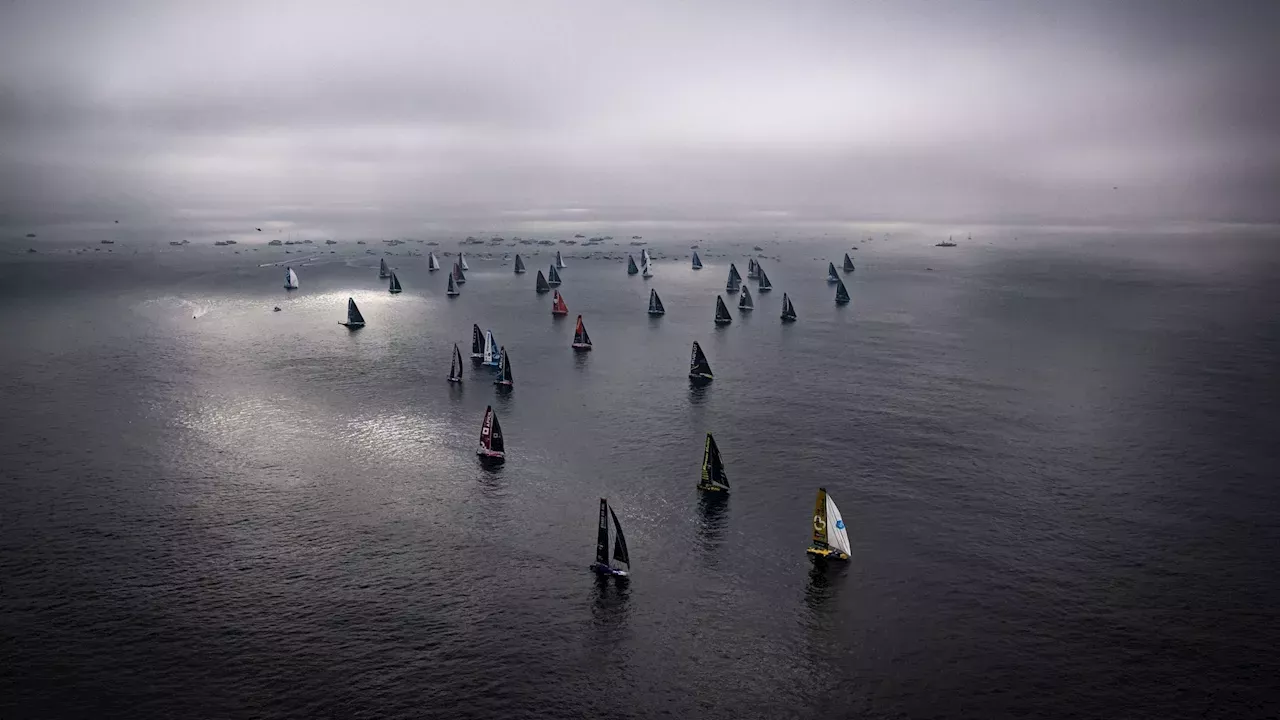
(691, 251, 703, 270)
(476, 405, 505, 463)
(757, 264, 772, 292)
(494, 348, 513, 388)
(698, 432, 730, 492)
(738, 286, 754, 311)
(835, 278, 851, 305)
(689, 341, 713, 381)
(339, 298, 365, 328)
(726, 263, 741, 292)
(379, 258, 390, 279)
(627, 255, 639, 275)
(471, 324, 484, 360)
(714, 295, 732, 325)
(448, 343, 463, 383)
(827, 261, 839, 283)
(389, 271, 402, 294)
(535, 269, 551, 293)
(548, 264, 562, 287)
(842, 253, 855, 272)
(514, 254, 526, 274)
(780, 292, 797, 322)
(454, 262, 466, 285)
(647, 289, 665, 316)
(572, 315, 592, 351)
(447, 272, 459, 296)
(591, 498, 631, 577)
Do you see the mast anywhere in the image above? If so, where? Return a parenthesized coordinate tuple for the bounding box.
(689, 341, 713, 380)
(714, 295, 732, 325)
(514, 254, 526, 273)
(536, 269, 550, 293)
(471, 324, 484, 358)
(738, 286, 753, 310)
(835, 278, 850, 305)
(627, 255, 639, 275)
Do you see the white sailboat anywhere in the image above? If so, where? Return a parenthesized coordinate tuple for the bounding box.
(459, 252, 470, 271)
(284, 267, 298, 290)
(555, 251, 567, 269)
(483, 330, 502, 367)
(428, 252, 441, 271)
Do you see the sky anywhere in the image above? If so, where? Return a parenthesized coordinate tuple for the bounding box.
(1, 0, 1278, 233)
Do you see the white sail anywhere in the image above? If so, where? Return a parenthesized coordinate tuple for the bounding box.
(483, 330, 501, 365)
(428, 252, 440, 270)
(556, 251, 567, 268)
(460, 253, 470, 270)
(826, 495, 852, 557)
(642, 261, 653, 278)
(284, 268, 298, 289)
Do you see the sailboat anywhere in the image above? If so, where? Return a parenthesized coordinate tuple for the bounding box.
(551, 290, 568, 316)
(389, 271, 402, 294)
(548, 264, 562, 287)
(459, 252, 470, 271)
(483, 330, 502, 366)
(428, 252, 441, 271)
(642, 260, 653, 279)
(470, 324, 484, 360)
(714, 295, 732, 325)
(571, 315, 592, 351)
(842, 253, 855, 272)
(535, 269, 551, 293)
(627, 255, 639, 275)
(339, 298, 365, 328)
(494, 348, 513, 388)
(590, 498, 631, 577)
(780, 292, 797, 322)
(827, 262, 840, 283)
(835, 278, 851, 305)
(555, 251, 567, 268)
(806, 488, 851, 561)
(476, 405, 505, 463)
(697, 432, 730, 492)
(757, 264, 772, 292)
(284, 267, 298, 290)
(747, 258, 758, 280)
(691, 251, 703, 270)
(514, 254, 526, 274)
(647, 288, 665, 316)
(738, 286, 754, 311)
(726, 263, 741, 292)
(446, 272, 460, 296)
(454, 262, 466, 285)
(689, 341, 713, 381)
(641, 248, 652, 266)
(379, 258, 390, 278)
(448, 343, 463, 383)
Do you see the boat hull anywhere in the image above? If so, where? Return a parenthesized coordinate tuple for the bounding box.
(284, 285, 297, 290)
(781, 315, 796, 322)
(552, 310, 568, 316)
(389, 289, 401, 294)
(494, 380, 513, 388)
(477, 448, 505, 463)
(591, 563, 629, 577)
(447, 292, 460, 297)
(339, 322, 365, 328)
(548, 281, 561, 287)
(806, 547, 849, 561)
(689, 373, 713, 381)
(648, 311, 664, 317)
(448, 377, 462, 383)
(758, 287, 771, 293)
(697, 483, 728, 493)
(714, 319, 731, 325)
(571, 343, 592, 351)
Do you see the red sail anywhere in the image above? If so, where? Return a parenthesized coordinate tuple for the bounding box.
(552, 290, 568, 315)
(479, 406, 494, 451)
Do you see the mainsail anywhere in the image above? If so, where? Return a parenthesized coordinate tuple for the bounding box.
(827, 262, 839, 283)
(535, 270, 550, 293)
(477, 405, 504, 460)
(714, 295, 732, 325)
(556, 251, 567, 268)
(843, 253, 855, 272)
(698, 432, 730, 491)
(689, 341, 713, 380)
(454, 262, 466, 284)
(495, 348, 513, 387)
(647, 289, 665, 316)
(428, 252, 441, 271)
(691, 251, 703, 270)
(447, 272, 459, 296)
(341, 297, 365, 327)
(483, 330, 502, 366)
(781, 292, 797, 322)
(627, 255, 639, 275)
(738, 286, 754, 310)
(835, 278, 850, 305)
(514, 254, 526, 274)
(471, 324, 484, 359)
(552, 290, 568, 315)
(609, 505, 630, 567)
(284, 267, 298, 289)
(389, 271, 402, 293)
(572, 315, 592, 350)
(747, 258, 758, 279)
(379, 258, 390, 278)
(459, 253, 470, 271)
(449, 343, 463, 382)
(757, 264, 772, 292)
(726, 263, 741, 292)
(548, 264, 562, 287)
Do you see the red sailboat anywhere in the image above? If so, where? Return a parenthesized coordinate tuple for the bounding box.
(571, 315, 593, 351)
(476, 405, 505, 463)
(551, 290, 568, 316)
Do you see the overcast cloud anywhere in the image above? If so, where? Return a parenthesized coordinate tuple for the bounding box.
(2, 0, 1278, 231)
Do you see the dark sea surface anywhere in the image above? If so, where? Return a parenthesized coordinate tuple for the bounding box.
(2, 233, 1278, 719)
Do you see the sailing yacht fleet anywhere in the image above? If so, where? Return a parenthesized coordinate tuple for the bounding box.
(302, 245, 865, 572)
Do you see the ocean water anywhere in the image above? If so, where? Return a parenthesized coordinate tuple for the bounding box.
(2, 233, 1278, 719)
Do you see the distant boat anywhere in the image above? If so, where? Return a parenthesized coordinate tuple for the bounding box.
(835, 278, 850, 305)
(471, 324, 484, 359)
(548, 264, 562, 287)
(627, 255, 639, 275)
(806, 487, 851, 561)
(647, 289, 665, 316)
(936, 236, 958, 248)
(389, 271, 402, 294)
(689, 341, 713, 381)
(571, 315, 593, 351)
(781, 292, 797, 322)
(590, 498, 631, 577)
(641, 248, 652, 266)
(535, 269, 551, 293)
(714, 295, 732, 325)
(454, 263, 466, 285)
(483, 330, 502, 366)
(339, 298, 365, 328)
(476, 405, 505, 463)
(555, 251, 567, 268)
(641, 260, 653, 279)
(284, 267, 298, 290)
(738, 286, 754, 311)
(691, 251, 703, 270)
(428, 252, 441, 271)
(446, 272, 459, 296)
(494, 348, 513, 388)
(459, 252, 470, 271)
(842, 253, 855, 272)
(827, 262, 839, 283)
(698, 432, 730, 492)
(514, 254, 526, 274)
(448, 343, 464, 383)
(726, 263, 741, 292)
(379, 258, 391, 278)
(757, 264, 772, 292)
(552, 290, 568, 316)
(747, 258, 758, 280)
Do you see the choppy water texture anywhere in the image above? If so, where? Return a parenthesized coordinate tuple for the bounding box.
(2, 233, 1278, 719)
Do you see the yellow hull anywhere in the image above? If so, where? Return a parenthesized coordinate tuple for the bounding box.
(806, 547, 849, 560)
(697, 484, 728, 492)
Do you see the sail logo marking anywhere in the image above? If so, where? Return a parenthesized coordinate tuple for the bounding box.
(813, 514, 826, 532)
(835, 520, 845, 530)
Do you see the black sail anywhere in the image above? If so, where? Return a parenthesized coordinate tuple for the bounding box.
(757, 265, 772, 291)
(472, 324, 483, 356)
(515, 254, 526, 273)
(835, 278, 851, 304)
(781, 293, 797, 321)
(843, 253, 855, 272)
(715, 295, 732, 324)
(347, 298, 365, 325)
(726, 263, 741, 291)
(610, 505, 630, 566)
(689, 341, 713, 379)
(701, 432, 729, 489)
(648, 289, 665, 315)
(548, 265, 562, 286)
(447, 273, 458, 294)
(496, 350, 513, 385)
(627, 255, 639, 274)
(827, 261, 839, 282)
(536, 270, 550, 293)
(488, 411, 504, 453)
(595, 499, 610, 565)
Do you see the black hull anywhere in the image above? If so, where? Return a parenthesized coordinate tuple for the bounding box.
(340, 322, 364, 329)
(714, 319, 731, 325)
